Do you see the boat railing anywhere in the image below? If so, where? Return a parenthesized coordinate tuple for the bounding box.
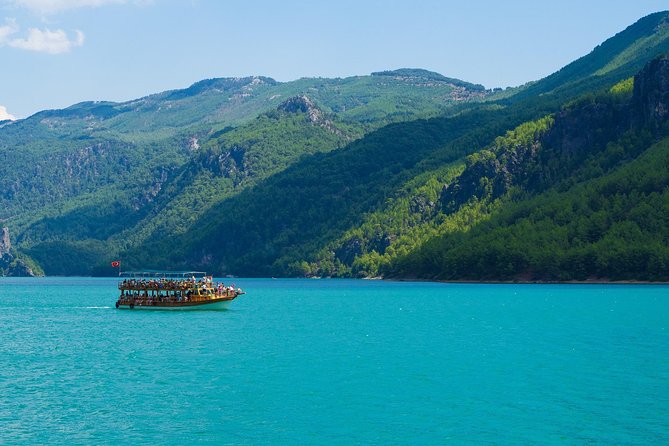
(118, 281, 224, 291)
(118, 287, 239, 298)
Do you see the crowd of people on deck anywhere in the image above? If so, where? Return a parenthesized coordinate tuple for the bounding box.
(118, 276, 242, 305)
(119, 276, 239, 292)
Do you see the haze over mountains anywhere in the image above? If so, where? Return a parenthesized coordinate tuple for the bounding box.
(2, 11, 669, 280)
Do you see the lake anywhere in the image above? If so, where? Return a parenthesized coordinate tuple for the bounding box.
(0, 278, 667, 444)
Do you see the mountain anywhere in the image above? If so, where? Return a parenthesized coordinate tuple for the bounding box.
(0, 69, 486, 275)
(388, 58, 669, 281)
(15, 95, 353, 275)
(114, 12, 669, 281)
(0, 70, 486, 222)
(126, 106, 529, 276)
(4, 12, 669, 280)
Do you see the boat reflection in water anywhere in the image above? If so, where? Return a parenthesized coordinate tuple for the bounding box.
(116, 271, 244, 310)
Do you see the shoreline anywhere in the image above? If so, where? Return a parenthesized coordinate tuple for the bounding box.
(386, 277, 669, 285)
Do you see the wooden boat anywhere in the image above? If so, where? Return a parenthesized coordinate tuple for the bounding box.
(115, 271, 244, 310)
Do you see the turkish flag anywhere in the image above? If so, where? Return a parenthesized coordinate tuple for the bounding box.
(111, 261, 120, 267)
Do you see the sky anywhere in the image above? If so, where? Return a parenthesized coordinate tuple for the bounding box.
(1, 0, 669, 119)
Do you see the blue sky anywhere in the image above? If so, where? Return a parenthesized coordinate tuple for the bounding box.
(1, 0, 668, 119)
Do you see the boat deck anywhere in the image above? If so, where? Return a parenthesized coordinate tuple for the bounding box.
(115, 272, 244, 310)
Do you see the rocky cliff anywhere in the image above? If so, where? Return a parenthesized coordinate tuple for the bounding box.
(276, 95, 343, 135)
(0, 227, 39, 277)
(633, 54, 669, 127)
(0, 227, 10, 256)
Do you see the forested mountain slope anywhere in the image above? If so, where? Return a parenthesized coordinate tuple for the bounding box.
(393, 133, 669, 281)
(19, 97, 358, 274)
(126, 105, 537, 275)
(1, 70, 484, 221)
(388, 57, 669, 281)
(1, 70, 485, 275)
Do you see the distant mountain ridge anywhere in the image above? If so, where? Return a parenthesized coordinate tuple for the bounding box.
(371, 68, 486, 91)
(0, 69, 485, 220)
(16, 70, 486, 132)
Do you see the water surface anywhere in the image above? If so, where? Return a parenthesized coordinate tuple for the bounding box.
(1, 278, 667, 444)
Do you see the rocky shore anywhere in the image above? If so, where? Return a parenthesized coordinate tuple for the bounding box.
(0, 227, 40, 277)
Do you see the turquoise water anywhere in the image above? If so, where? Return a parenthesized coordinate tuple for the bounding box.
(0, 278, 668, 444)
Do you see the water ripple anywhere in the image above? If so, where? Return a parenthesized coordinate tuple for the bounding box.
(0, 278, 667, 444)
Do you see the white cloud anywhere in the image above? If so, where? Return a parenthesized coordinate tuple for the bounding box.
(9, 27, 84, 53)
(0, 18, 18, 44)
(0, 105, 16, 121)
(12, 0, 128, 14)
(0, 18, 84, 54)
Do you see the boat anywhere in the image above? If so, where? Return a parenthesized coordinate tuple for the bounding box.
(115, 271, 244, 310)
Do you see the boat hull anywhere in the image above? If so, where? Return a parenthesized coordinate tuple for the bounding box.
(116, 299, 232, 311)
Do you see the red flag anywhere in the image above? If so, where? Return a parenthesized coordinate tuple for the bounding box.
(111, 261, 120, 267)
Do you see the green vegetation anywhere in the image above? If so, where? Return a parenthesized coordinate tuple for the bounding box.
(371, 68, 486, 91)
(1, 70, 483, 220)
(125, 99, 555, 276)
(0, 250, 44, 277)
(385, 67, 668, 281)
(3, 71, 486, 274)
(390, 134, 669, 281)
(112, 99, 357, 250)
(303, 80, 657, 280)
(609, 77, 634, 95)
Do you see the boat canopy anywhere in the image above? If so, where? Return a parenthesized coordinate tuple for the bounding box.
(119, 271, 209, 279)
